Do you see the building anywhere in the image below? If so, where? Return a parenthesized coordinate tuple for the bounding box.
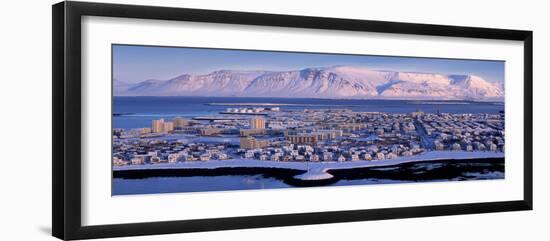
(240, 136, 269, 149)
(271, 154, 281, 161)
(434, 141, 445, 150)
(310, 154, 320, 162)
(244, 151, 255, 159)
(452, 143, 462, 151)
(112, 157, 127, 166)
(199, 127, 222, 136)
(323, 152, 333, 161)
(411, 110, 425, 118)
(152, 118, 165, 133)
(199, 154, 211, 161)
(362, 153, 372, 160)
(173, 117, 189, 129)
(250, 117, 266, 129)
(285, 133, 318, 145)
(386, 152, 397, 159)
(337, 155, 346, 162)
(474, 142, 486, 151)
(239, 128, 266, 137)
(132, 154, 152, 164)
(151, 156, 163, 163)
(168, 153, 181, 163)
(337, 123, 367, 132)
(130, 157, 144, 165)
(151, 118, 174, 133)
(183, 155, 197, 161)
(163, 121, 174, 133)
(217, 153, 228, 160)
(313, 129, 343, 140)
(118, 127, 152, 138)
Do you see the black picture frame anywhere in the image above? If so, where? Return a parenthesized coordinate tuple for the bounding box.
(52, 1, 533, 240)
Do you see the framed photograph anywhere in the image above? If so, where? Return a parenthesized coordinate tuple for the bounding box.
(52, 1, 533, 240)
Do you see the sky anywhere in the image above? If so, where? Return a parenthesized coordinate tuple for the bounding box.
(113, 44, 505, 83)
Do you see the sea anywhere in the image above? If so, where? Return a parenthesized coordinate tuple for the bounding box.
(112, 96, 505, 195)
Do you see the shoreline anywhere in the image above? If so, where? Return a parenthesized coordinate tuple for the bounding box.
(113, 96, 504, 103)
(114, 151, 504, 172)
(114, 151, 504, 186)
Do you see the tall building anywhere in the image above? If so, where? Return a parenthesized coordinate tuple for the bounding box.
(152, 118, 165, 133)
(151, 118, 174, 133)
(250, 117, 266, 129)
(173, 117, 188, 129)
(163, 121, 174, 133)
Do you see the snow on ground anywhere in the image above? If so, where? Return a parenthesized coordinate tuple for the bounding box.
(293, 164, 335, 180)
(114, 151, 504, 179)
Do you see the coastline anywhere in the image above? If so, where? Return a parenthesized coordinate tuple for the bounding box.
(113, 151, 504, 187)
(114, 95, 504, 103)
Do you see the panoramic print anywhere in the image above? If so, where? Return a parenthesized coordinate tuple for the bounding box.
(111, 44, 505, 195)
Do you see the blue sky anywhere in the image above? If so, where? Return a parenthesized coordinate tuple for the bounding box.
(113, 44, 504, 83)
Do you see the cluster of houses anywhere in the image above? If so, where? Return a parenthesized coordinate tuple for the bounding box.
(112, 140, 232, 166)
(419, 113, 505, 152)
(237, 141, 425, 163)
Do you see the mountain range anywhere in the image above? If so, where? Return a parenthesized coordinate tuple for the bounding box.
(114, 66, 504, 101)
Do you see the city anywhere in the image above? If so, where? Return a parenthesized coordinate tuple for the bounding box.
(112, 106, 505, 167)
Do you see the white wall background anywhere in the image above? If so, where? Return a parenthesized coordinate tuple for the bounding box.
(0, 0, 547, 240)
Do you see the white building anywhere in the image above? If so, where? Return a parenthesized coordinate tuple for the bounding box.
(435, 141, 445, 151)
(271, 154, 280, 161)
(386, 152, 397, 159)
(199, 154, 210, 161)
(337, 155, 346, 162)
(310, 154, 320, 162)
(323, 152, 333, 162)
(362, 153, 372, 161)
(452, 143, 462, 151)
(244, 151, 254, 159)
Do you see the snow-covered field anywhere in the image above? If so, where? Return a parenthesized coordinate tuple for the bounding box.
(114, 151, 504, 180)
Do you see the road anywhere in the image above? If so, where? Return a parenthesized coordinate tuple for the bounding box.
(414, 120, 435, 151)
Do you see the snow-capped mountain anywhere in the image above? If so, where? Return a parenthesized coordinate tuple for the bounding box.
(115, 66, 504, 101)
